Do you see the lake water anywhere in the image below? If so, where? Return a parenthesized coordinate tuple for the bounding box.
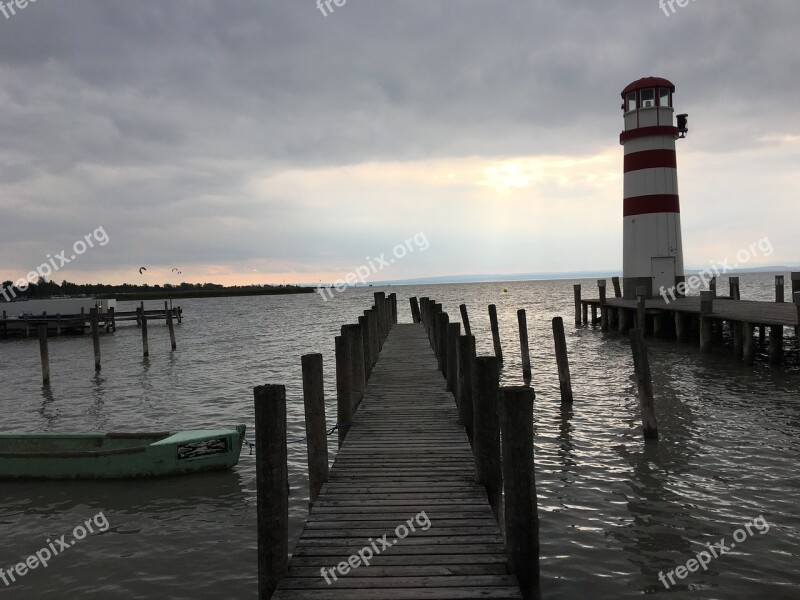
(1, 275, 798, 599)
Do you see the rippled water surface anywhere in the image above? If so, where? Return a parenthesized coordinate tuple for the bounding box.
(1, 275, 798, 599)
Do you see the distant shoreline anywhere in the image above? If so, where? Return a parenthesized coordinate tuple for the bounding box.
(98, 287, 314, 301)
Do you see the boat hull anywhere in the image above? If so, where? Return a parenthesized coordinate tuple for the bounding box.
(0, 425, 246, 479)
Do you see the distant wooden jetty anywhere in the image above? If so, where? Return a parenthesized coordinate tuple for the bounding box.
(255, 293, 539, 600)
(575, 274, 800, 365)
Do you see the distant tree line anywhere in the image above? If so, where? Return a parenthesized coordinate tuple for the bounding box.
(1, 278, 309, 301)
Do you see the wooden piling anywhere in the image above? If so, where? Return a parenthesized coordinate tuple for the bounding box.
(611, 276, 622, 298)
(769, 325, 783, 365)
(419, 297, 429, 330)
(552, 317, 573, 403)
(301, 354, 329, 505)
(374, 292, 387, 348)
(733, 321, 744, 358)
(90, 308, 101, 371)
(635, 286, 646, 331)
(460, 304, 472, 336)
(138, 308, 149, 357)
(609, 306, 619, 329)
(436, 311, 450, 376)
(498, 386, 541, 600)
(472, 356, 502, 524)
(367, 309, 379, 367)
(573, 284, 582, 326)
(598, 280, 608, 332)
(700, 291, 713, 353)
(164, 301, 177, 351)
(109, 307, 116, 332)
(743, 322, 755, 366)
(582, 302, 589, 328)
(335, 335, 352, 448)
(629, 328, 659, 441)
(38, 325, 50, 386)
(775, 275, 785, 303)
(729, 276, 740, 301)
(618, 308, 630, 335)
(795, 291, 800, 338)
(253, 384, 289, 600)
(342, 324, 366, 409)
(388, 292, 398, 325)
(409, 297, 421, 323)
(446, 322, 461, 393)
(517, 309, 532, 380)
(488, 304, 503, 364)
(709, 277, 717, 298)
(457, 335, 476, 444)
(358, 314, 372, 380)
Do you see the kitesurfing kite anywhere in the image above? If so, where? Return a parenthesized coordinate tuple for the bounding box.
(139, 267, 147, 274)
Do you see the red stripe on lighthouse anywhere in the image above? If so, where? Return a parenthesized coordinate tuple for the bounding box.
(624, 150, 677, 172)
(624, 194, 680, 216)
(619, 126, 679, 144)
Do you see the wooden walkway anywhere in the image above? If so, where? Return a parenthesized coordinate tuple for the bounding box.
(274, 324, 523, 600)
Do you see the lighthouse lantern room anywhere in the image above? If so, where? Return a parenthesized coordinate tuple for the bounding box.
(620, 76, 688, 299)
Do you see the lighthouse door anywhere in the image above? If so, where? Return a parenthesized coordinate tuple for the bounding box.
(651, 257, 676, 297)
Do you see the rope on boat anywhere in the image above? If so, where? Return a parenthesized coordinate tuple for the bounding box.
(243, 422, 353, 455)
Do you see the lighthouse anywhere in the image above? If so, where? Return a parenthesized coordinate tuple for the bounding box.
(620, 77, 688, 299)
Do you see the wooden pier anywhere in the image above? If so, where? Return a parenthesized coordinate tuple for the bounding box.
(257, 294, 538, 600)
(575, 275, 800, 365)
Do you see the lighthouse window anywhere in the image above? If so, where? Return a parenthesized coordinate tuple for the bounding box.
(641, 88, 656, 108)
(659, 87, 671, 107)
(626, 92, 637, 112)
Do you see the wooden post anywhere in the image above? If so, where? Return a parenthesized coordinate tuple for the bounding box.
(709, 277, 717, 298)
(733, 321, 744, 358)
(743, 322, 755, 366)
(374, 292, 387, 348)
(388, 292, 398, 325)
(164, 301, 177, 351)
(409, 297, 421, 323)
(636, 286, 646, 332)
(419, 297, 429, 329)
(609, 306, 618, 329)
(457, 335, 475, 445)
(618, 308, 629, 335)
(38, 325, 50, 386)
(460, 304, 472, 336)
(611, 276, 622, 298)
(795, 291, 800, 338)
(517, 309, 532, 380)
(472, 356, 502, 524)
(582, 302, 588, 328)
(108, 307, 116, 332)
(498, 386, 541, 600)
(552, 317, 573, 403)
(446, 322, 461, 393)
(488, 304, 503, 364)
(253, 384, 289, 600)
(342, 324, 366, 409)
(335, 335, 353, 448)
(700, 291, 713, 353)
(598, 280, 608, 332)
(792, 272, 800, 296)
(358, 314, 372, 380)
(432, 304, 443, 353)
(367, 309, 379, 367)
(301, 354, 329, 505)
(729, 276, 740, 301)
(573, 284, 582, 326)
(137, 308, 149, 357)
(629, 328, 659, 441)
(90, 308, 101, 371)
(775, 275, 785, 303)
(177, 306, 182, 323)
(769, 325, 783, 365)
(436, 311, 450, 376)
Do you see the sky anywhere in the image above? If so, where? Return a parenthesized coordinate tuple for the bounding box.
(0, 1, 798, 286)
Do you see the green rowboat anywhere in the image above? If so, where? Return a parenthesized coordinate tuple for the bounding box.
(0, 425, 246, 479)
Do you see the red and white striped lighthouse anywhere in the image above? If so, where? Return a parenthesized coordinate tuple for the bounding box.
(620, 77, 688, 299)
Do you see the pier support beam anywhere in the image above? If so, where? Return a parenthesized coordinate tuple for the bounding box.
(552, 317, 573, 404)
(335, 335, 353, 448)
(629, 329, 659, 441)
(254, 384, 289, 600)
(598, 280, 608, 332)
(498, 386, 541, 600)
(488, 304, 503, 364)
(301, 354, 328, 506)
(733, 321, 744, 359)
(38, 325, 50, 386)
(743, 322, 755, 366)
(457, 334, 476, 444)
(473, 356, 502, 524)
(700, 291, 714, 353)
(342, 324, 366, 410)
(90, 308, 101, 371)
(517, 309, 532, 380)
(446, 322, 461, 393)
(573, 285, 582, 326)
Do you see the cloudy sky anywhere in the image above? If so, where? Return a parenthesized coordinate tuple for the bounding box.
(0, 1, 798, 286)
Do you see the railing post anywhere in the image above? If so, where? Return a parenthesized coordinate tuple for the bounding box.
(551, 317, 573, 403)
(342, 324, 366, 410)
(472, 356, 502, 523)
(729, 276, 740, 301)
(335, 335, 353, 448)
(301, 354, 328, 505)
(435, 311, 449, 376)
(359, 314, 372, 380)
(629, 329, 659, 440)
(488, 304, 503, 363)
(388, 292, 398, 325)
(457, 335, 475, 445)
(253, 384, 289, 600)
(517, 309, 532, 380)
(498, 386, 541, 600)
(367, 309, 379, 367)
(374, 292, 387, 348)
